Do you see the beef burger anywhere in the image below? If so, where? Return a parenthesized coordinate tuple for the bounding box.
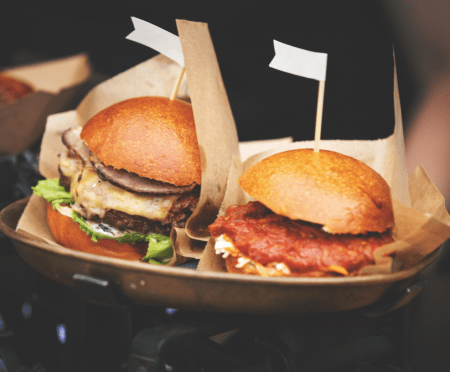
(34, 96, 201, 262)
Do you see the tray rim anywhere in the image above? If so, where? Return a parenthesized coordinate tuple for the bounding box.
(0, 197, 439, 287)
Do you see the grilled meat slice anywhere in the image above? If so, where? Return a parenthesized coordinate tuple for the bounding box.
(90, 152, 197, 195)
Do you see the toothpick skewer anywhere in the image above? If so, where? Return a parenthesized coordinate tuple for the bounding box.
(126, 18, 186, 98)
(268, 41, 328, 152)
(170, 67, 186, 100)
(314, 80, 326, 152)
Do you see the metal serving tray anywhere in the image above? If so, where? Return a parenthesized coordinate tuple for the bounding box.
(0, 197, 439, 315)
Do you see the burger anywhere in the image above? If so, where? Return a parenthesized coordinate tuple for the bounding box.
(0, 74, 34, 107)
(209, 149, 395, 277)
(33, 96, 201, 263)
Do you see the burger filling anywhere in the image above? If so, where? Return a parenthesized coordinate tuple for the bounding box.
(209, 201, 394, 277)
(69, 167, 180, 222)
(57, 127, 199, 236)
(215, 234, 292, 276)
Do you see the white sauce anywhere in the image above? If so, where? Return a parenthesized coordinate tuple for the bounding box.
(56, 206, 128, 238)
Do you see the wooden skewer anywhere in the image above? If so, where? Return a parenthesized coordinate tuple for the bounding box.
(314, 80, 326, 152)
(170, 67, 186, 100)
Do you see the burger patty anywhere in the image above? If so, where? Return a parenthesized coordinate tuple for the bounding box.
(59, 166, 199, 235)
(209, 201, 394, 276)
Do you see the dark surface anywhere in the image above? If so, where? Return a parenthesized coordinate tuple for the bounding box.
(0, 239, 449, 371)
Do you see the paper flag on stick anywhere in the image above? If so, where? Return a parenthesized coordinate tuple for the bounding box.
(269, 40, 328, 152)
(126, 17, 185, 67)
(269, 40, 327, 81)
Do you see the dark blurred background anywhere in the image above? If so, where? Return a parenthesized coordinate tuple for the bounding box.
(0, 0, 415, 142)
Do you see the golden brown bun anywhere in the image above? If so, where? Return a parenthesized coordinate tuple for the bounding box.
(80, 96, 201, 186)
(239, 149, 394, 235)
(0, 74, 34, 107)
(46, 202, 148, 260)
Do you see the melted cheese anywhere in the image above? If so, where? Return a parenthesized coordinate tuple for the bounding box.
(59, 151, 83, 178)
(325, 265, 349, 276)
(70, 167, 180, 221)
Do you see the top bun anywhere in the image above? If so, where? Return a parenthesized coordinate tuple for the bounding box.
(81, 96, 201, 186)
(239, 149, 394, 235)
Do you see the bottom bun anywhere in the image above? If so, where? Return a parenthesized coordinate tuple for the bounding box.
(46, 202, 148, 260)
(225, 254, 350, 278)
(225, 255, 287, 276)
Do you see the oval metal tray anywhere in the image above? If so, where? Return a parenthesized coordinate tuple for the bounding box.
(0, 197, 439, 315)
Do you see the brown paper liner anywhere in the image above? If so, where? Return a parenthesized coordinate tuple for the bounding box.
(17, 195, 57, 245)
(177, 20, 241, 241)
(197, 155, 244, 272)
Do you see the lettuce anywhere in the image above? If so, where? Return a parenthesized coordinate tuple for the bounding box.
(142, 234, 173, 265)
(32, 178, 73, 209)
(32, 178, 173, 264)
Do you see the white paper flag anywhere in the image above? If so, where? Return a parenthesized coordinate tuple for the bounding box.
(126, 17, 185, 67)
(269, 40, 327, 81)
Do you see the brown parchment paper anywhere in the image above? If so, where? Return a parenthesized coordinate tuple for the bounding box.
(17, 20, 240, 265)
(198, 55, 450, 274)
(0, 54, 91, 154)
(239, 137, 293, 162)
(177, 20, 241, 241)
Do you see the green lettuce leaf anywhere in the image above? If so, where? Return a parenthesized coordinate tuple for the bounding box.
(32, 178, 173, 265)
(32, 178, 73, 209)
(142, 234, 173, 265)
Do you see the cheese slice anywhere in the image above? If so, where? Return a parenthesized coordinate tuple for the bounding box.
(70, 167, 180, 221)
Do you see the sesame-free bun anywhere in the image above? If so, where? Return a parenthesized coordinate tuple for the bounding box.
(80, 96, 201, 186)
(46, 202, 147, 260)
(239, 149, 394, 235)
